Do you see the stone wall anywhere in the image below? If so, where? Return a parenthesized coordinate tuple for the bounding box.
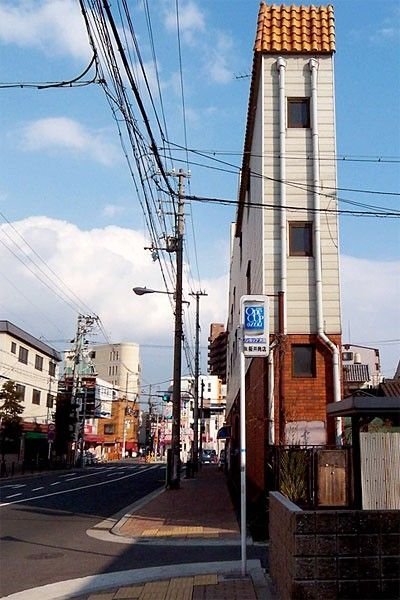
(269, 491, 400, 599)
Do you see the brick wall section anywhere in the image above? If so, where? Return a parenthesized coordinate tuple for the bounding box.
(277, 333, 341, 444)
(269, 492, 400, 600)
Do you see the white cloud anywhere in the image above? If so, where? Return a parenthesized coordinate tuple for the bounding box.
(341, 255, 400, 377)
(102, 204, 125, 218)
(19, 117, 119, 166)
(0, 217, 228, 382)
(164, 0, 205, 42)
(0, 0, 90, 60)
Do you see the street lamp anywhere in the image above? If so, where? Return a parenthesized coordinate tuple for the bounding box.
(132, 285, 187, 488)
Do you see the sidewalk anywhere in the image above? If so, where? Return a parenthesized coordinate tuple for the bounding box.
(1, 464, 276, 600)
(115, 464, 241, 542)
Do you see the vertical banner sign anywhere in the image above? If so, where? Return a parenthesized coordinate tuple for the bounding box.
(240, 295, 270, 357)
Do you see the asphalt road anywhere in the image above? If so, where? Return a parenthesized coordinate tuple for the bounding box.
(0, 462, 266, 597)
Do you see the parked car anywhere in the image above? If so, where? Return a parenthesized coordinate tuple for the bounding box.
(201, 449, 217, 464)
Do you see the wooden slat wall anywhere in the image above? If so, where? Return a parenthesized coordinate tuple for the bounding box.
(360, 432, 400, 510)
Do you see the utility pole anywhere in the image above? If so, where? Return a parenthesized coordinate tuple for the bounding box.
(199, 379, 205, 466)
(189, 290, 207, 471)
(169, 168, 189, 489)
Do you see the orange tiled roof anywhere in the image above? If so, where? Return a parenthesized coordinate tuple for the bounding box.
(254, 3, 335, 54)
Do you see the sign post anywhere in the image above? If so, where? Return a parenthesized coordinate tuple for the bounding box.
(239, 295, 269, 576)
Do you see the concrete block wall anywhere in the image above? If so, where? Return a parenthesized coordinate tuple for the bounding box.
(269, 491, 400, 599)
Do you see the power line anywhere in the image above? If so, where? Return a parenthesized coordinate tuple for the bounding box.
(0, 53, 101, 89)
(186, 194, 400, 218)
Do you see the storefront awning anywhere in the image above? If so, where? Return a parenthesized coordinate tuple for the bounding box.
(85, 435, 104, 443)
(217, 426, 231, 440)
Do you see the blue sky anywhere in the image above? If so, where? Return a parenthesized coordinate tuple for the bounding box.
(0, 0, 399, 388)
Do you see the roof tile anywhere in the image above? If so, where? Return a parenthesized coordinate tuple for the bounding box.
(255, 3, 335, 54)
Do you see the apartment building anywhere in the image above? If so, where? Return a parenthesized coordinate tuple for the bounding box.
(88, 342, 141, 402)
(0, 320, 61, 427)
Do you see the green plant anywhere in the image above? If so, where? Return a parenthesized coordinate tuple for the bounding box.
(279, 450, 308, 503)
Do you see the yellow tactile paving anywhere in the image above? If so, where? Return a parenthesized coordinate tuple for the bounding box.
(193, 574, 218, 586)
(141, 528, 160, 536)
(139, 580, 169, 599)
(165, 579, 193, 600)
(114, 585, 144, 598)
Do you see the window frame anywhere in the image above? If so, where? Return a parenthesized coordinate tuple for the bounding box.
(35, 354, 44, 371)
(292, 344, 316, 378)
(289, 222, 313, 257)
(18, 346, 28, 365)
(49, 362, 56, 377)
(16, 384, 26, 402)
(11, 341, 17, 354)
(287, 97, 311, 128)
(32, 389, 41, 405)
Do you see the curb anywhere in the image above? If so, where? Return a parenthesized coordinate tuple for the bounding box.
(0, 560, 265, 600)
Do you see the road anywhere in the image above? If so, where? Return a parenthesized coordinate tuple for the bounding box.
(0, 462, 167, 596)
(0, 461, 266, 597)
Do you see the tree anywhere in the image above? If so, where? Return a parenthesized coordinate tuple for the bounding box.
(0, 380, 24, 458)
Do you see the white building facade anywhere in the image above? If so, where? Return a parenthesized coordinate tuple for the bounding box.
(0, 321, 61, 425)
(226, 4, 342, 500)
(88, 342, 141, 402)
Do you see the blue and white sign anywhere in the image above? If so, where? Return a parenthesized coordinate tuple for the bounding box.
(240, 295, 269, 357)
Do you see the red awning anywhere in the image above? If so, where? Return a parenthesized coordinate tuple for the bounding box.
(85, 435, 104, 443)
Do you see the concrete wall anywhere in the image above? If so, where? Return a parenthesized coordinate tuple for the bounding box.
(269, 491, 400, 600)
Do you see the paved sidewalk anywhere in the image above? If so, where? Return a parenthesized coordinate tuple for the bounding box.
(115, 465, 240, 542)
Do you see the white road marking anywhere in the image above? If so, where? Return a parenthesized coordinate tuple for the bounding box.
(0, 465, 162, 507)
(5, 493, 22, 499)
(32, 487, 44, 491)
(50, 482, 61, 486)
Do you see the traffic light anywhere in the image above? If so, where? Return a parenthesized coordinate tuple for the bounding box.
(162, 392, 171, 402)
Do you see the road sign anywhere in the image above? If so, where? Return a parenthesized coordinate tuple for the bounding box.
(240, 295, 269, 357)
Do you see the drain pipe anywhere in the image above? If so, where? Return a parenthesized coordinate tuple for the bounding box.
(309, 58, 342, 440)
(277, 57, 287, 334)
(267, 340, 279, 445)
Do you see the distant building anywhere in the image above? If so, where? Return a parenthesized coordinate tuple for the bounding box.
(87, 342, 141, 402)
(208, 323, 227, 384)
(0, 320, 61, 426)
(342, 344, 382, 394)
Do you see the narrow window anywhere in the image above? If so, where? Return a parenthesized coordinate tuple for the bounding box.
(292, 345, 315, 377)
(342, 352, 353, 362)
(47, 394, 54, 408)
(49, 362, 56, 377)
(11, 341, 16, 354)
(35, 355, 43, 371)
(32, 389, 41, 405)
(18, 346, 28, 365)
(289, 222, 313, 256)
(288, 98, 310, 128)
(16, 384, 25, 402)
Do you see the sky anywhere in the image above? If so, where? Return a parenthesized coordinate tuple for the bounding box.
(0, 0, 399, 393)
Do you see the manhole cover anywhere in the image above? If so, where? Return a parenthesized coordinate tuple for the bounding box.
(26, 552, 64, 560)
